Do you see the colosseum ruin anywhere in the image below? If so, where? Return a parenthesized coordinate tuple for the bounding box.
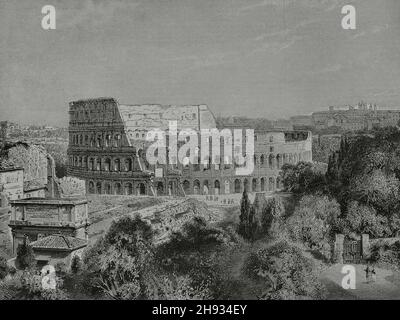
(67, 97, 312, 196)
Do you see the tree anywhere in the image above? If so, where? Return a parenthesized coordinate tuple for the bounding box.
(83, 215, 158, 300)
(280, 162, 327, 195)
(16, 239, 35, 270)
(350, 170, 400, 215)
(344, 201, 391, 238)
(286, 195, 340, 261)
(70, 255, 82, 274)
(0, 255, 8, 279)
(238, 189, 257, 240)
(243, 241, 326, 300)
(156, 216, 240, 299)
(261, 197, 285, 237)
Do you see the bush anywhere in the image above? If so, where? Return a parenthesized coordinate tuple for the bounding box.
(70, 255, 82, 274)
(0, 255, 9, 279)
(16, 241, 35, 270)
(242, 240, 326, 300)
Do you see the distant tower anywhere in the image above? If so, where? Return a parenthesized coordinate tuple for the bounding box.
(0, 121, 8, 149)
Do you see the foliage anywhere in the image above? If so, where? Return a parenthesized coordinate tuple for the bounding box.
(280, 162, 327, 195)
(83, 215, 156, 300)
(0, 255, 8, 279)
(242, 240, 326, 300)
(238, 189, 257, 240)
(261, 197, 285, 238)
(156, 216, 240, 299)
(370, 240, 400, 271)
(16, 240, 35, 270)
(0, 269, 69, 300)
(70, 255, 82, 274)
(341, 201, 391, 238)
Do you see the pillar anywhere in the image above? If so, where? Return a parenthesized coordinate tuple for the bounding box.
(361, 234, 370, 259)
(334, 234, 344, 263)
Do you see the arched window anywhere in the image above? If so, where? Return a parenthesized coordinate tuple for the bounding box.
(114, 183, 122, 195)
(96, 182, 102, 194)
(88, 181, 95, 194)
(244, 179, 249, 192)
(137, 183, 146, 195)
(124, 158, 132, 171)
(234, 179, 241, 193)
(224, 180, 230, 194)
(104, 158, 111, 171)
(157, 182, 164, 196)
(114, 158, 121, 171)
(182, 180, 190, 195)
(269, 154, 274, 169)
(214, 180, 220, 195)
(193, 180, 200, 195)
(125, 183, 133, 195)
(105, 183, 112, 195)
(269, 177, 275, 191)
(261, 178, 265, 191)
(252, 178, 257, 192)
(260, 155, 265, 166)
(203, 180, 209, 195)
(96, 158, 101, 171)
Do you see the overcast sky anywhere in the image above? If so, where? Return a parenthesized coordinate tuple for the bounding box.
(1, 0, 400, 126)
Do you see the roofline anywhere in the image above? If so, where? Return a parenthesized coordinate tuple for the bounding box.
(0, 167, 24, 173)
(31, 243, 87, 252)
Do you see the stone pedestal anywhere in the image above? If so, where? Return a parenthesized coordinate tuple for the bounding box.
(334, 234, 344, 263)
(361, 234, 370, 259)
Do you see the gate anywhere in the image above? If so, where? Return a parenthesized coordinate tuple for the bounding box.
(343, 239, 362, 263)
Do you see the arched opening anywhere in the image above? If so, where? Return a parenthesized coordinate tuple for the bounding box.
(183, 180, 190, 195)
(269, 177, 275, 191)
(193, 180, 200, 195)
(214, 180, 220, 195)
(260, 155, 265, 166)
(125, 183, 133, 195)
(96, 182, 102, 194)
(114, 159, 121, 172)
(234, 179, 241, 193)
(114, 183, 122, 195)
(137, 183, 146, 195)
(203, 180, 209, 195)
(261, 178, 265, 191)
(276, 154, 281, 169)
(96, 158, 101, 171)
(88, 181, 95, 194)
(124, 158, 132, 171)
(105, 183, 112, 195)
(244, 179, 249, 192)
(89, 158, 95, 171)
(157, 182, 164, 196)
(276, 177, 282, 190)
(224, 180, 230, 194)
(269, 154, 274, 169)
(104, 158, 111, 171)
(252, 178, 257, 192)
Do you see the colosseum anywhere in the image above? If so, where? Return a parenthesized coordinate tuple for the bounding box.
(67, 97, 312, 196)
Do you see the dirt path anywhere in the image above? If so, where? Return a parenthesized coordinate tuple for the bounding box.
(320, 264, 400, 300)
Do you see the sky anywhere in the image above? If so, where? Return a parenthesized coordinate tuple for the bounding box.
(1, 0, 400, 126)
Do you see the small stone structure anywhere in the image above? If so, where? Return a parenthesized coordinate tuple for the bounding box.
(334, 233, 370, 263)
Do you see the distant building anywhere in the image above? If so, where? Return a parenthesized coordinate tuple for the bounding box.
(67, 97, 312, 196)
(8, 197, 89, 256)
(0, 167, 24, 201)
(291, 102, 400, 132)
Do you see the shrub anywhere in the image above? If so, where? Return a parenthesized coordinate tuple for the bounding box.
(242, 240, 326, 300)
